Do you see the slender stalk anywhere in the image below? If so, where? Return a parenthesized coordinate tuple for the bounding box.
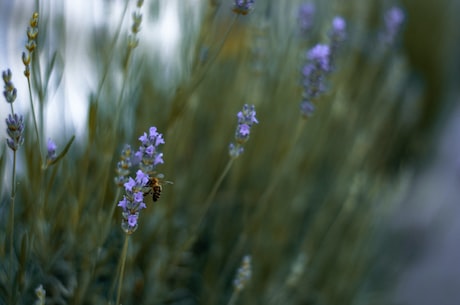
(195, 158, 234, 238)
(115, 234, 130, 305)
(216, 119, 306, 293)
(227, 290, 240, 305)
(257, 119, 305, 206)
(8, 150, 17, 303)
(26, 76, 44, 165)
(171, 158, 235, 267)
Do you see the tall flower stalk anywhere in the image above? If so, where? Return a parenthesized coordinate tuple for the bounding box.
(3, 69, 24, 304)
(114, 126, 166, 305)
(190, 104, 258, 246)
(22, 12, 43, 165)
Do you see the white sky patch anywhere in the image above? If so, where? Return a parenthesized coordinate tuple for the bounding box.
(0, 0, 187, 153)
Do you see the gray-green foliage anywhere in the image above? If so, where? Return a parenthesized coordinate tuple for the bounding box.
(0, 0, 454, 304)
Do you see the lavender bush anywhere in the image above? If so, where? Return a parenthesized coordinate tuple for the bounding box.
(0, 1, 458, 305)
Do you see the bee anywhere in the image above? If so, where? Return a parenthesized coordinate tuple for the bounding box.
(144, 174, 173, 202)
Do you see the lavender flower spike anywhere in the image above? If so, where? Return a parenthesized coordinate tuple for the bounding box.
(2, 69, 17, 104)
(298, 3, 315, 35)
(299, 44, 331, 118)
(5, 114, 25, 151)
(233, 255, 252, 292)
(229, 104, 258, 158)
(135, 126, 165, 175)
(118, 169, 150, 234)
(382, 6, 405, 45)
(328, 16, 347, 70)
(117, 127, 166, 234)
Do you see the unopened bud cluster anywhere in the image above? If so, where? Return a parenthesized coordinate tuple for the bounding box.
(23, 12, 39, 78)
(128, 0, 144, 49)
(3, 69, 17, 104)
(233, 255, 252, 292)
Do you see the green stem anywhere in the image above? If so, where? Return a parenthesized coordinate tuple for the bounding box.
(257, 118, 305, 206)
(115, 234, 130, 305)
(8, 150, 17, 304)
(27, 76, 44, 166)
(197, 158, 234, 235)
(227, 289, 240, 305)
(173, 158, 235, 265)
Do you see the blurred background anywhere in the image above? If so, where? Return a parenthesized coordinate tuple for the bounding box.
(1, 0, 460, 304)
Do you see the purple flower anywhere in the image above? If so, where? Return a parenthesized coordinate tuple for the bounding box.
(229, 104, 258, 158)
(381, 6, 405, 45)
(46, 138, 57, 161)
(238, 124, 250, 136)
(124, 177, 136, 192)
(154, 153, 164, 165)
(128, 214, 138, 227)
(331, 17, 346, 37)
(298, 3, 315, 34)
(139, 133, 149, 145)
(5, 113, 25, 151)
(232, 0, 255, 15)
(328, 16, 347, 71)
(133, 191, 144, 203)
(118, 196, 128, 209)
(135, 169, 149, 185)
(300, 100, 315, 118)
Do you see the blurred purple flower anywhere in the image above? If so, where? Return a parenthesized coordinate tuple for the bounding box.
(232, 0, 255, 15)
(229, 104, 258, 158)
(381, 6, 405, 45)
(298, 3, 315, 34)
